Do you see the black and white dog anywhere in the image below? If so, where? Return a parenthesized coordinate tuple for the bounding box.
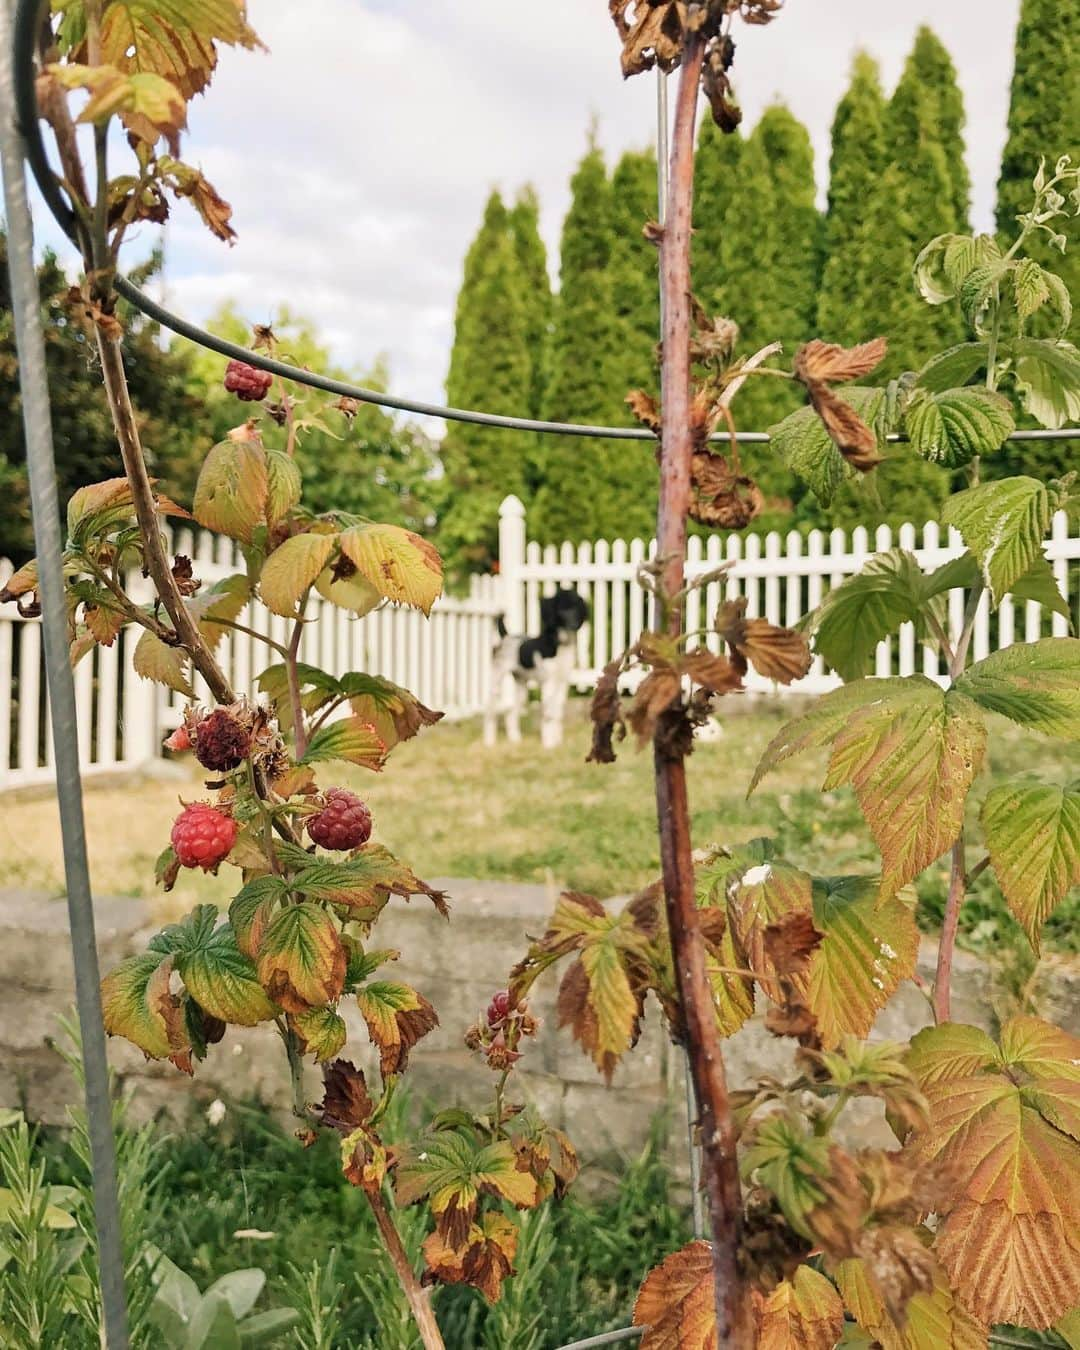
(483, 588, 590, 749)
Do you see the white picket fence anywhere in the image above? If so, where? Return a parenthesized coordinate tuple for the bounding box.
(2, 495, 1078, 791)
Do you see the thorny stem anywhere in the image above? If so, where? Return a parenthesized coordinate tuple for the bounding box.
(366, 1187, 446, 1350)
(287, 603, 310, 759)
(654, 34, 750, 1347)
(933, 581, 985, 1023)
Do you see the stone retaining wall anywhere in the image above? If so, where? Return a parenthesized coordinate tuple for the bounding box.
(2, 882, 1076, 1169)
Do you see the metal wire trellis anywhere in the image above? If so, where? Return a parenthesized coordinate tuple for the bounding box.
(4, 4, 1079, 1349)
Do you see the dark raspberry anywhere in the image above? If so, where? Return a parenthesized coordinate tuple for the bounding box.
(171, 803, 237, 872)
(307, 789, 372, 851)
(193, 708, 250, 772)
(223, 359, 272, 402)
(487, 990, 512, 1026)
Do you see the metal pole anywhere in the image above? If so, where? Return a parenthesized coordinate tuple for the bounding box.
(0, 2, 130, 1343)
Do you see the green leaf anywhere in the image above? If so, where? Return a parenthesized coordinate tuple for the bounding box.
(914, 342, 989, 393)
(337, 523, 443, 615)
(806, 550, 940, 682)
(256, 904, 346, 1013)
(264, 449, 302, 526)
(982, 780, 1080, 950)
(355, 980, 438, 1077)
(956, 638, 1080, 739)
(800, 877, 919, 1047)
(1010, 554, 1073, 623)
(300, 715, 387, 771)
(237, 1308, 301, 1344)
(187, 1292, 241, 1350)
(190, 574, 251, 652)
(133, 629, 192, 696)
(395, 1131, 537, 1245)
(914, 233, 991, 305)
(340, 672, 443, 749)
(258, 532, 336, 618)
(741, 1113, 830, 1239)
(942, 476, 1051, 605)
(959, 261, 1008, 333)
(1010, 338, 1080, 429)
(151, 906, 275, 1026)
(1014, 258, 1052, 320)
(769, 388, 886, 507)
(293, 845, 443, 918)
(228, 876, 286, 960)
(290, 1006, 347, 1064)
(203, 1269, 264, 1322)
(904, 387, 1015, 468)
(193, 434, 268, 544)
(101, 952, 187, 1061)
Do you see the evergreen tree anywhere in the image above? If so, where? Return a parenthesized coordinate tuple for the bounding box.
(439, 192, 533, 572)
(817, 53, 888, 346)
(693, 119, 744, 317)
(508, 186, 552, 420)
(885, 28, 969, 370)
(534, 145, 626, 544)
(997, 0, 1080, 335)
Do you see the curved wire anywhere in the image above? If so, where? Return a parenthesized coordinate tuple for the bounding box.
(13, 0, 1079, 447)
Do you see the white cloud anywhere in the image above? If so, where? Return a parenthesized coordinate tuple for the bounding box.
(38, 1, 1023, 415)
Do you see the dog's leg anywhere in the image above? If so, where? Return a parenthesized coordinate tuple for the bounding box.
(506, 674, 525, 743)
(539, 651, 570, 749)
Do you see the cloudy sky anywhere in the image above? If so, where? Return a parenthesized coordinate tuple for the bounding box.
(35, 1, 1024, 414)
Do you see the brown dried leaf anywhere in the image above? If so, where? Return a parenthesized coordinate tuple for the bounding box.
(793, 339, 888, 386)
(716, 599, 812, 685)
(690, 453, 764, 527)
(762, 912, 822, 980)
(627, 388, 661, 433)
(754, 1264, 846, 1350)
(808, 385, 883, 471)
(633, 1239, 717, 1350)
(422, 1212, 519, 1304)
(609, 0, 687, 78)
(588, 657, 627, 765)
(627, 668, 682, 747)
(681, 649, 743, 696)
(318, 1059, 374, 1134)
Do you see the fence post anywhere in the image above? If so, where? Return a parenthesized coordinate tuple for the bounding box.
(121, 572, 160, 770)
(498, 494, 527, 635)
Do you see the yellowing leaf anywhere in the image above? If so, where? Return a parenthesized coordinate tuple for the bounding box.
(341, 672, 443, 749)
(725, 857, 814, 982)
(338, 523, 443, 615)
(101, 952, 188, 1062)
(99, 0, 263, 100)
(265, 449, 302, 525)
(632, 1239, 717, 1350)
(942, 476, 1051, 606)
(292, 844, 448, 920)
(193, 433, 268, 543)
(291, 1006, 347, 1064)
(835, 1255, 988, 1350)
(313, 566, 382, 615)
(982, 780, 1080, 950)
(422, 1211, 518, 1304)
(355, 980, 438, 1077)
(189, 573, 250, 651)
(47, 63, 186, 149)
(757, 1265, 845, 1350)
(956, 638, 1080, 740)
(300, 716, 387, 772)
(796, 877, 919, 1048)
(151, 906, 274, 1026)
(823, 683, 986, 900)
(259, 533, 336, 617)
(256, 903, 347, 1014)
(228, 876, 286, 960)
(133, 629, 191, 695)
(908, 1018, 1080, 1328)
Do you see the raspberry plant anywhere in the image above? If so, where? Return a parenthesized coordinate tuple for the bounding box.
(7, 6, 574, 1346)
(503, 4, 1080, 1347)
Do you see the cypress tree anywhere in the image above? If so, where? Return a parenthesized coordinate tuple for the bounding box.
(439, 192, 533, 573)
(534, 144, 625, 544)
(817, 53, 888, 347)
(693, 118, 744, 317)
(997, 0, 1080, 334)
(509, 186, 552, 420)
(885, 28, 969, 370)
(607, 148, 662, 540)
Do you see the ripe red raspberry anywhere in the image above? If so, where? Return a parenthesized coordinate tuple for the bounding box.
(223, 359, 272, 402)
(171, 803, 237, 872)
(193, 708, 250, 772)
(307, 789, 372, 851)
(487, 990, 512, 1027)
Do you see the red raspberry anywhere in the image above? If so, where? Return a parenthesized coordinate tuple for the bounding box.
(223, 360, 272, 402)
(193, 708, 250, 772)
(307, 789, 372, 851)
(487, 990, 512, 1027)
(171, 803, 238, 872)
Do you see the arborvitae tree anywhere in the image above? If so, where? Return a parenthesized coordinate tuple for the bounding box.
(534, 145, 626, 544)
(509, 186, 552, 421)
(440, 192, 533, 572)
(693, 118, 743, 316)
(885, 28, 969, 369)
(997, 0, 1080, 335)
(817, 53, 888, 346)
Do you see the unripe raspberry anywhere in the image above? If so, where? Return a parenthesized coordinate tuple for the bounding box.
(307, 789, 372, 851)
(487, 990, 512, 1027)
(223, 360, 272, 402)
(171, 803, 237, 872)
(193, 708, 250, 772)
